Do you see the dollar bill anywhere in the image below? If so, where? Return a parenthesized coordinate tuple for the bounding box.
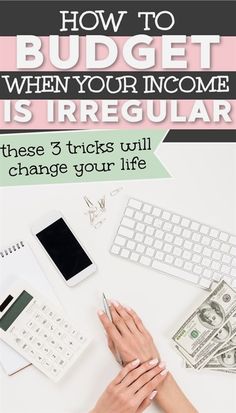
(204, 347, 236, 370)
(172, 281, 236, 369)
(213, 312, 236, 356)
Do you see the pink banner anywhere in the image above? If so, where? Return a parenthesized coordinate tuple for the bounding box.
(0, 36, 235, 72)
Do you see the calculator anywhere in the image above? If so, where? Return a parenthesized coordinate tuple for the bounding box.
(0, 282, 90, 382)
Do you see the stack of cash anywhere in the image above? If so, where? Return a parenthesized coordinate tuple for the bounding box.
(172, 281, 236, 374)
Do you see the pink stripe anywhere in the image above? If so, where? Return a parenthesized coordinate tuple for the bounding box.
(0, 36, 235, 71)
(0, 100, 235, 129)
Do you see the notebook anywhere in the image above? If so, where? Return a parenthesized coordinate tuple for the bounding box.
(0, 241, 59, 375)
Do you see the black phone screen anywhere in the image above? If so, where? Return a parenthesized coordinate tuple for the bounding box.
(36, 218, 92, 280)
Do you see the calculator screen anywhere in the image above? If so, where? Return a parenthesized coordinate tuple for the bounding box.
(36, 218, 92, 280)
(0, 291, 33, 331)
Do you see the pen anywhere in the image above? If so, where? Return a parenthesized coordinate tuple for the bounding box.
(102, 293, 123, 366)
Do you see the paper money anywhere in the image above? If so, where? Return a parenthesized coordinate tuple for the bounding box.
(172, 281, 236, 369)
(204, 347, 236, 370)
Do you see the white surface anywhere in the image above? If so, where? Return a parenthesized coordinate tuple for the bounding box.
(0, 143, 236, 413)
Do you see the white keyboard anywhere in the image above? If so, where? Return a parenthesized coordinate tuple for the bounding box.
(111, 198, 236, 290)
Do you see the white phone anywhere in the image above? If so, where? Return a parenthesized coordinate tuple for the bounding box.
(32, 211, 97, 286)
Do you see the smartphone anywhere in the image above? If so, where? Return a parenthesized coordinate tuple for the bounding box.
(32, 211, 97, 286)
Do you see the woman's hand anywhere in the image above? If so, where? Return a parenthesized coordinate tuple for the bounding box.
(98, 301, 159, 365)
(90, 358, 168, 413)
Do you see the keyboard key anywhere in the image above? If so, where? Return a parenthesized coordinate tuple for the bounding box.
(152, 260, 199, 284)
(114, 236, 126, 246)
(124, 207, 134, 218)
(135, 233, 144, 242)
(203, 247, 212, 257)
(130, 252, 139, 262)
(202, 236, 210, 246)
(222, 254, 232, 264)
(144, 215, 153, 225)
(163, 222, 173, 232)
(126, 240, 136, 250)
(200, 225, 209, 235)
(118, 226, 134, 239)
(174, 236, 183, 247)
(121, 248, 130, 258)
(190, 221, 200, 231)
(181, 218, 190, 228)
(155, 251, 164, 260)
(136, 244, 145, 253)
(162, 211, 171, 220)
(136, 222, 145, 232)
(184, 262, 193, 271)
(229, 236, 236, 245)
(184, 240, 193, 250)
(183, 229, 191, 239)
(154, 239, 163, 250)
(221, 243, 230, 253)
(211, 261, 220, 271)
(145, 226, 155, 236)
(171, 214, 180, 224)
(140, 256, 151, 266)
(164, 233, 174, 243)
(219, 232, 229, 242)
(193, 244, 203, 254)
(192, 254, 201, 264)
(173, 247, 182, 257)
(213, 272, 222, 282)
(121, 217, 135, 229)
(183, 250, 192, 260)
(202, 257, 211, 267)
(134, 211, 144, 221)
(143, 203, 152, 213)
(221, 264, 230, 275)
(174, 258, 183, 268)
(110, 243, 124, 263)
(165, 254, 174, 264)
(146, 247, 155, 257)
(230, 268, 236, 277)
(212, 251, 222, 261)
(152, 207, 161, 217)
(163, 243, 172, 253)
(230, 247, 236, 256)
(155, 229, 164, 239)
(193, 265, 202, 275)
(192, 233, 201, 243)
(154, 218, 163, 229)
(128, 199, 142, 210)
(211, 240, 220, 249)
(173, 225, 182, 235)
(203, 268, 212, 279)
(144, 236, 153, 246)
(209, 228, 219, 238)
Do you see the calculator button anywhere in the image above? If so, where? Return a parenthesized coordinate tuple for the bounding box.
(64, 349, 72, 359)
(42, 360, 51, 369)
(36, 354, 44, 363)
(56, 344, 65, 352)
(58, 359, 66, 367)
(42, 346, 50, 355)
(50, 366, 60, 376)
(50, 352, 58, 361)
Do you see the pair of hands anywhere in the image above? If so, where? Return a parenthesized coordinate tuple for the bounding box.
(91, 300, 168, 413)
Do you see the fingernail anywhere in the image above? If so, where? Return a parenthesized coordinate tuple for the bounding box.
(124, 305, 132, 311)
(158, 361, 166, 369)
(111, 300, 120, 308)
(149, 358, 159, 366)
(132, 359, 140, 366)
(97, 309, 104, 315)
(160, 369, 168, 376)
(149, 390, 158, 400)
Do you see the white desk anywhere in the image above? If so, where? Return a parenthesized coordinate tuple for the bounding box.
(1, 143, 236, 413)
